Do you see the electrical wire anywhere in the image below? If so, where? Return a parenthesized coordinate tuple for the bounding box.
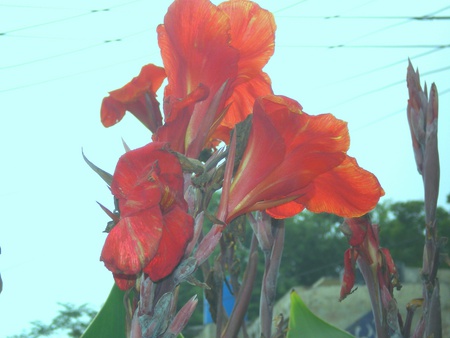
(279, 44, 450, 49)
(317, 47, 446, 88)
(1, 0, 448, 107)
(273, 0, 308, 14)
(0, 28, 150, 70)
(277, 15, 450, 20)
(0, 0, 145, 35)
(0, 54, 155, 93)
(1, 11, 101, 35)
(337, 4, 450, 46)
(353, 86, 450, 132)
(324, 65, 450, 111)
(0, 4, 92, 10)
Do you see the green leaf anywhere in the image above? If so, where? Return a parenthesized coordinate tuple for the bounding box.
(82, 149, 113, 186)
(81, 284, 127, 338)
(287, 290, 355, 338)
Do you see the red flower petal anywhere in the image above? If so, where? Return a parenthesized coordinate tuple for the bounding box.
(380, 248, 397, 275)
(266, 201, 305, 219)
(101, 207, 163, 276)
(144, 205, 194, 281)
(219, 73, 273, 142)
(219, 0, 275, 80)
(155, 0, 239, 156)
(154, 84, 209, 154)
(227, 95, 349, 220)
(218, 0, 275, 131)
(101, 64, 166, 131)
(296, 157, 385, 217)
(342, 216, 370, 247)
(100, 96, 126, 128)
(157, 0, 238, 101)
(340, 248, 357, 301)
(113, 273, 137, 291)
(111, 142, 185, 215)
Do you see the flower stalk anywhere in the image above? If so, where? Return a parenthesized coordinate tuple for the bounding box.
(339, 215, 401, 338)
(407, 60, 442, 338)
(87, 1, 389, 337)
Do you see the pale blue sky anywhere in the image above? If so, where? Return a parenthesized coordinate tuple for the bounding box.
(1, 0, 449, 336)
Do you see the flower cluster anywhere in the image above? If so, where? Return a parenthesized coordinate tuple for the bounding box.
(339, 216, 399, 302)
(97, 0, 384, 296)
(223, 95, 384, 223)
(100, 143, 193, 289)
(102, 0, 275, 159)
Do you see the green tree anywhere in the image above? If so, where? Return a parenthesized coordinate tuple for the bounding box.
(16, 197, 448, 336)
(278, 211, 346, 290)
(9, 303, 97, 338)
(374, 199, 450, 267)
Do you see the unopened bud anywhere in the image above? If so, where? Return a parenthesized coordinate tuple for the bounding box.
(195, 224, 222, 266)
(167, 295, 198, 336)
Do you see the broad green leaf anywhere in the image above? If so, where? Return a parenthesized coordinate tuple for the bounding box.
(81, 284, 127, 338)
(287, 290, 355, 338)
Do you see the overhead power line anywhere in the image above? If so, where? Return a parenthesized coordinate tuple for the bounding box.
(354, 108, 404, 132)
(277, 15, 450, 20)
(325, 65, 450, 111)
(317, 47, 446, 89)
(354, 86, 450, 132)
(338, 4, 450, 46)
(279, 44, 450, 49)
(0, 11, 102, 35)
(273, 0, 308, 14)
(0, 42, 106, 70)
(0, 54, 155, 94)
(0, 28, 150, 70)
(0, 0, 144, 35)
(0, 4, 90, 10)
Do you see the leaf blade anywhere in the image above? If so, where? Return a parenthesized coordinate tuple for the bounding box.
(81, 284, 127, 338)
(287, 290, 355, 338)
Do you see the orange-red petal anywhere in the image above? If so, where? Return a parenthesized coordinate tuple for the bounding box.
(101, 64, 166, 131)
(220, 72, 273, 135)
(153, 84, 209, 154)
(101, 207, 163, 276)
(157, 0, 238, 99)
(113, 273, 137, 291)
(340, 248, 357, 301)
(156, 0, 239, 156)
(111, 142, 184, 215)
(296, 156, 385, 217)
(143, 205, 194, 281)
(227, 95, 350, 220)
(266, 201, 305, 219)
(219, 0, 275, 81)
(218, 0, 275, 132)
(101, 96, 127, 128)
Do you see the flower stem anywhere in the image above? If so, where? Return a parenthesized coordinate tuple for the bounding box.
(260, 219, 285, 338)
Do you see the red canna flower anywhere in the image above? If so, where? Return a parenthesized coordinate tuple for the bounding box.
(224, 95, 384, 223)
(211, 0, 276, 144)
(101, 64, 166, 133)
(339, 216, 400, 301)
(100, 142, 194, 289)
(153, 0, 275, 158)
(100, 0, 275, 158)
(339, 216, 401, 335)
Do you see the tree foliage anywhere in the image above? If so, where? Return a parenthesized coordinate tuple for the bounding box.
(9, 303, 97, 338)
(11, 196, 450, 336)
(374, 199, 450, 267)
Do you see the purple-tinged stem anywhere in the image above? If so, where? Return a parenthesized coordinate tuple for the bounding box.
(260, 219, 285, 338)
(222, 235, 259, 338)
(356, 260, 387, 338)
